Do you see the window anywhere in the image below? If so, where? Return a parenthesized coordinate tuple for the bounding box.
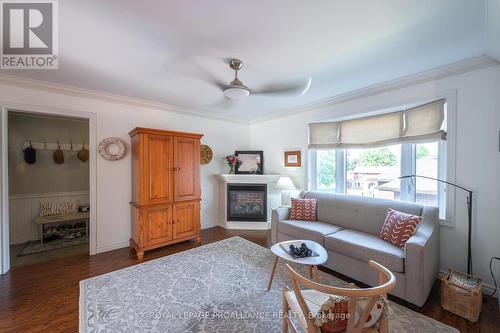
(346, 145, 401, 199)
(309, 100, 448, 220)
(415, 142, 438, 206)
(315, 150, 336, 192)
(310, 142, 446, 217)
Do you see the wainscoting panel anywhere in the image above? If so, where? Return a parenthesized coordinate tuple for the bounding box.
(9, 191, 90, 245)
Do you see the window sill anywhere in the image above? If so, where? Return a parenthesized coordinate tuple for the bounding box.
(439, 219, 455, 228)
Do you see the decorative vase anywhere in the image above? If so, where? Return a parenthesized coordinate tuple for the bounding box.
(229, 165, 235, 174)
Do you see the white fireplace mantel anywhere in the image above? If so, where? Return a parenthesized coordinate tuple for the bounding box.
(215, 174, 281, 184)
(215, 174, 281, 230)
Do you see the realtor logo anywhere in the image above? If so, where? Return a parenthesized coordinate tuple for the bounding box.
(1, 0, 58, 69)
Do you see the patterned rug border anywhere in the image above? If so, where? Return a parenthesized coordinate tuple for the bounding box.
(79, 236, 458, 333)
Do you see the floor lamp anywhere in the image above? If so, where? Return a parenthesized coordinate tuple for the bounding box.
(400, 175, 473, 275)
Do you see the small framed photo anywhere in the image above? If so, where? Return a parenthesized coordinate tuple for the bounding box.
(235, 151, 264, 174)
(284, 151, 301, 167)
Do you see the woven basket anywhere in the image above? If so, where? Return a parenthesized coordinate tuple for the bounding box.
(441, 269, 482, 322)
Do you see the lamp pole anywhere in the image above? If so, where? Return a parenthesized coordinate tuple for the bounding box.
(399, 175, 473, 275)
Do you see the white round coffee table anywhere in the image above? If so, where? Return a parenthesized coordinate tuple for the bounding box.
(267, 240, 328, 291)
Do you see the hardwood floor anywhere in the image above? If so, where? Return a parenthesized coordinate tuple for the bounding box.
(9, 243, 89, 268)
(0, 227, 498, 332)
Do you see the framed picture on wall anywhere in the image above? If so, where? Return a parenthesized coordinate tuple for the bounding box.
(235, 151, 264, 174)
(284, 151, 301, 167)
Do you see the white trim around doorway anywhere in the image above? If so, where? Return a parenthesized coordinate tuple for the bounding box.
(0, 102, 97, 274)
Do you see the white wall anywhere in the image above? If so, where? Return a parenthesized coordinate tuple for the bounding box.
(0, 83, 249, 253)
(487, 0, 500, 62)
(249, 65, 500, 288)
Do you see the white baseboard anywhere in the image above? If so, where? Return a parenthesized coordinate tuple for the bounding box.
(221, 221, 271, 230)
(95, 240, 129, 254)
(438, 270, 497, 298)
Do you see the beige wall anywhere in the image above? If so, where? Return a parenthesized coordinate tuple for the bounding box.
(8, 112, 89, 195)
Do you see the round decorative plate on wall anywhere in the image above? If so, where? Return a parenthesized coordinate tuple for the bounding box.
(98, 137, 127, 161)
(200, 144, 213, 165)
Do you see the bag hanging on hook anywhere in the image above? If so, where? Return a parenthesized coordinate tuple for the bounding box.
(23, 140, 36, 164)
(53, 141, 64, 164)
(77, 141, 89, 163)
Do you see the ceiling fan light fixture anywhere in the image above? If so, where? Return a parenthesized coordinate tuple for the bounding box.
(223, 86, 250, 99)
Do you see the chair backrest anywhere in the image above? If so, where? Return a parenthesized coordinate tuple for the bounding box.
(285, 260, 396, 333)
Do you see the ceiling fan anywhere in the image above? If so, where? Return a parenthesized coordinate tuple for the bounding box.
(212, 59, 312, 100)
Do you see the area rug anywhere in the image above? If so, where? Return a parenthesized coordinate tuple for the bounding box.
(80, 237, 457, 332)
(18, 236, 88, 256)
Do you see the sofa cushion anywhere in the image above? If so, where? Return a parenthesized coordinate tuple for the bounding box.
(325, 229, 405, 273)
(278, 220, 344, 244)
(290, 198, 317, 221)
(303, 192, 423, 236)
(379, 209, 422, 248)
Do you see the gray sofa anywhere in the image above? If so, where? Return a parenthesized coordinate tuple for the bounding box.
(271, 191, 439, 307)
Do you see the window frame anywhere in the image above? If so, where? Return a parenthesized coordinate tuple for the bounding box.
(307, 92, 457, 227)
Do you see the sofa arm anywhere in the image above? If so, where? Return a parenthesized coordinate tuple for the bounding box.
(404, 206, 440, 307)
(271, 207, 291, 244)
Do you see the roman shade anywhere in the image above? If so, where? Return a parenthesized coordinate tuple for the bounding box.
(309, 122, 339, 149)
(309, 99, 446, 149)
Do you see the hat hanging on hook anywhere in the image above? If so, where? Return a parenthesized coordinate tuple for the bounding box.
(53, 141, 64, 164)
(77, 141, 89, 163)
(23, 140, 36, 164)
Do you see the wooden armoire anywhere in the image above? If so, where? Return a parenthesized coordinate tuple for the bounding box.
(129, 127, 202, 259)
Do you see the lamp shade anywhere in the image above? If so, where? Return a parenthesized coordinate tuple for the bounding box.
(276, 176, 296, 191)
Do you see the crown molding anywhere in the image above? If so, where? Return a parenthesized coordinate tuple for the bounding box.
(250, 55, 499, 124)
(0, 55, 497, 126)
(0, 74, 250, 125)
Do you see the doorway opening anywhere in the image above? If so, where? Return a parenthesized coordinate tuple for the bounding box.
(7, 111, 90, 267)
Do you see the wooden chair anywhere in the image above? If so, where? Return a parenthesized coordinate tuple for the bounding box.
(282, 260, 396, 333)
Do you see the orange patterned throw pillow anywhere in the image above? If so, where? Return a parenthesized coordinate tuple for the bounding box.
(290, 198, 317, 221)
(379, 209, 422, 248)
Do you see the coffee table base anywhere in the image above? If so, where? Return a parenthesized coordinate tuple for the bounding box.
(267, 256, 319, 291)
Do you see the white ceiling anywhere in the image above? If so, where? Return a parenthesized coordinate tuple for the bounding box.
(1, 0, 497, 121)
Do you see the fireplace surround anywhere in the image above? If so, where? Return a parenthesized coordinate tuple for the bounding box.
(216, 174, 280, 230)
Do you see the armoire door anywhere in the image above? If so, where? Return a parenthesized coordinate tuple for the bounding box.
(173, 136, 200, 201)
(173, 201, 200, 239)
(146, 134, 174, 204)
(145, 205, 173, 245)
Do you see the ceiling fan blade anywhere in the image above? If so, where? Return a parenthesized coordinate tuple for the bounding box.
(163, 54, 227, 91)
(190, 62, 227, 91)
(252, 77, 312, 96)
